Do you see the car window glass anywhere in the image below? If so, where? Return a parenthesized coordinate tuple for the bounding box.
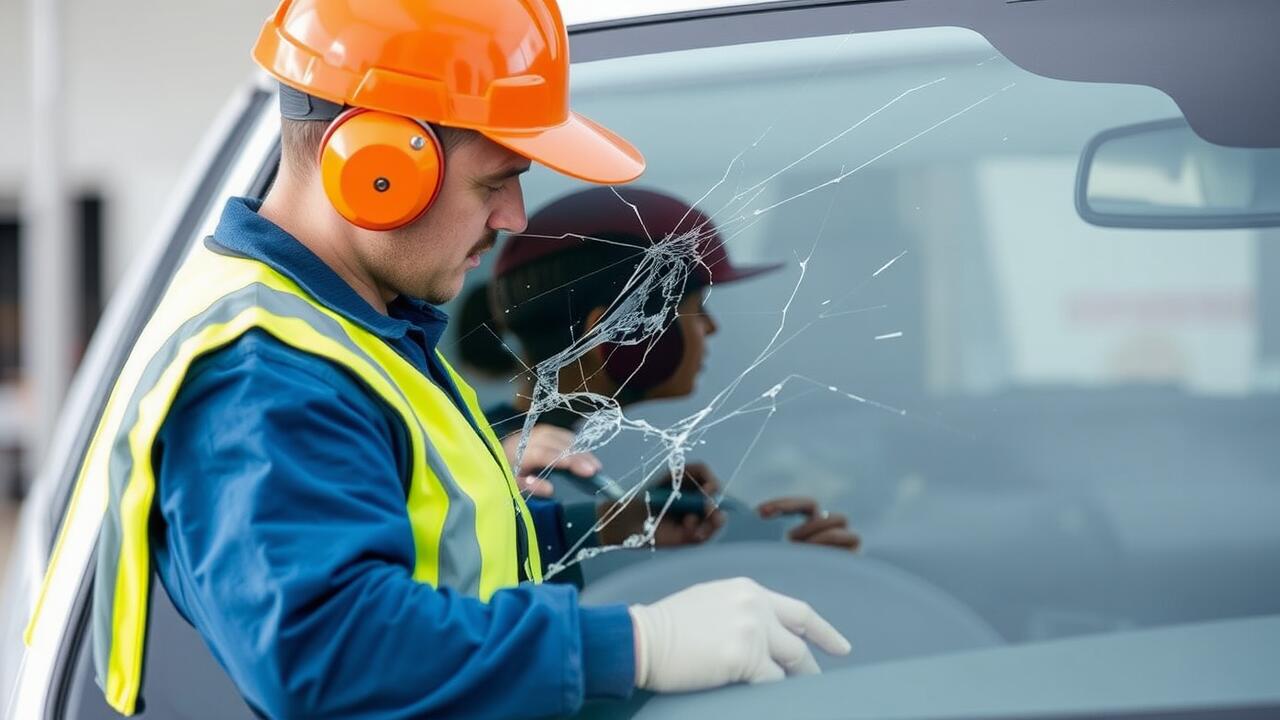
(453, 25, 1279, 657)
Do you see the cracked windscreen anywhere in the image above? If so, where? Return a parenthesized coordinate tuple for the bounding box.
(448, 25, 1280, 651)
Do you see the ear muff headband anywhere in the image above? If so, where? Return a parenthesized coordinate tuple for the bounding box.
(319, 108, 445, 231)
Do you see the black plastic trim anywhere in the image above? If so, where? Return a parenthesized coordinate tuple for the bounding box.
(46, 542, 97, 720)
(567, 0, 1280, 149)
(568, 0, 903, 34)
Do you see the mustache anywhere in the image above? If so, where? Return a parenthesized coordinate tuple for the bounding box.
(469, 231, 498, 256)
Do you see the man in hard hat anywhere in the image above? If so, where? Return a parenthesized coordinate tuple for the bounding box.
(38, 1, 849, 717)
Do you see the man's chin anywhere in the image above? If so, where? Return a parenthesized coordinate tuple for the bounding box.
(429, 292, 459, 306)
(432, 276, 468, 306)
(409, 269, 469, 305)
(418, 283, 459, 306)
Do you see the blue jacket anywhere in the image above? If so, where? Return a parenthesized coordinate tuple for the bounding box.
(150, 197, 634, 718)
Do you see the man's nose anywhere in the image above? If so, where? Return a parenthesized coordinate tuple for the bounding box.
(490, 181, 528, 234)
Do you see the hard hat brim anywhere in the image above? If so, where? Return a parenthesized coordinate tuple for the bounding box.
(484, 112, 646, 185)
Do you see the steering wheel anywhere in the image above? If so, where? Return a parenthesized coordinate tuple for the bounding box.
(546, 468, 755, 522)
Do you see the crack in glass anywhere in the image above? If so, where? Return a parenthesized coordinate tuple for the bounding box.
(484, 58, 1018, 578)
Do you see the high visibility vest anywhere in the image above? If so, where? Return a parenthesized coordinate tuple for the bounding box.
(29, 240, 542, 716)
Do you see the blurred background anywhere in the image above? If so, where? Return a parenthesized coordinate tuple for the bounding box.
(0, 0, 271, 580)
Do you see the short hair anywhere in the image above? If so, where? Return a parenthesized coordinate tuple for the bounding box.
(279, 117, 477, 180)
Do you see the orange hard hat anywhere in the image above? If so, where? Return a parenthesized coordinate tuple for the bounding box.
(252, 0, 645, 186)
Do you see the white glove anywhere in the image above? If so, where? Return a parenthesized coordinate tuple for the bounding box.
(628, 577, 851, 693)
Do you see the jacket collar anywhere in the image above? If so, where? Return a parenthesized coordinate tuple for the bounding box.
(209, 197, 450, 349)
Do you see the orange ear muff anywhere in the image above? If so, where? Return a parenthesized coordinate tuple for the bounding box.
(318, 108, 445, 231)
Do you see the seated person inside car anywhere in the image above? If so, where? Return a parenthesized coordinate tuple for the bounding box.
(459, 187, 860, 567)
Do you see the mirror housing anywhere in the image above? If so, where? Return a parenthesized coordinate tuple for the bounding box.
(1076, 118, 1280, 229)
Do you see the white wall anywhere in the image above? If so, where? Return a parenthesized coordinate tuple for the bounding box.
(0, 2, 30, 203)
(0, 0, 273, 295)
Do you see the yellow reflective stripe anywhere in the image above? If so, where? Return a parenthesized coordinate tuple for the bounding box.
(23, 398, 114, 647)
(237, 268, 477, 586)
(104, 306, 448, 713)
(201, 258, 464, 585)
(25, 251, 214, 652)
(188, 253, 514, 591)
(25, 326, 150, 649)
(438, 355, 543, 585)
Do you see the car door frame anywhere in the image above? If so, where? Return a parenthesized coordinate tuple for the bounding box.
(6, 75, 281, 719)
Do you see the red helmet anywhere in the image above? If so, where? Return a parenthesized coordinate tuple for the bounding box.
(497, 187, 783, 284)
(496, 187, 783, 394)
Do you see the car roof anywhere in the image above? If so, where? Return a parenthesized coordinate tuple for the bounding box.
(559, 0, 769, 27)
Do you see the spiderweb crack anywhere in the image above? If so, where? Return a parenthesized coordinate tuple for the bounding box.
(490, 67, 1017, 577)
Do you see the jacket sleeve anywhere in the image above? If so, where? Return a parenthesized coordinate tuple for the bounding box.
(151, 330, 634, 719)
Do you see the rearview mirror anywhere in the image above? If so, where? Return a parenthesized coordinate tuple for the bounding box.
(1076, 118, 1280, 229)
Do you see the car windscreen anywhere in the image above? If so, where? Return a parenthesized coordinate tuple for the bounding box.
(451, 21, 1280, 662)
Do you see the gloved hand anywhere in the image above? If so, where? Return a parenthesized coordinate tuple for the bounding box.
(628, 578, 851, 693)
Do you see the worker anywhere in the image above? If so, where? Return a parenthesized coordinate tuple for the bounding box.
(459, 187, 861, 555)
(27, 1, 850, 718)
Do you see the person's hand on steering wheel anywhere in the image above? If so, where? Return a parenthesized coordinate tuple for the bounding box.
(640, 461, 860, 553)
(758, 497, 860, 552)
(597, 461, 727, 547)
